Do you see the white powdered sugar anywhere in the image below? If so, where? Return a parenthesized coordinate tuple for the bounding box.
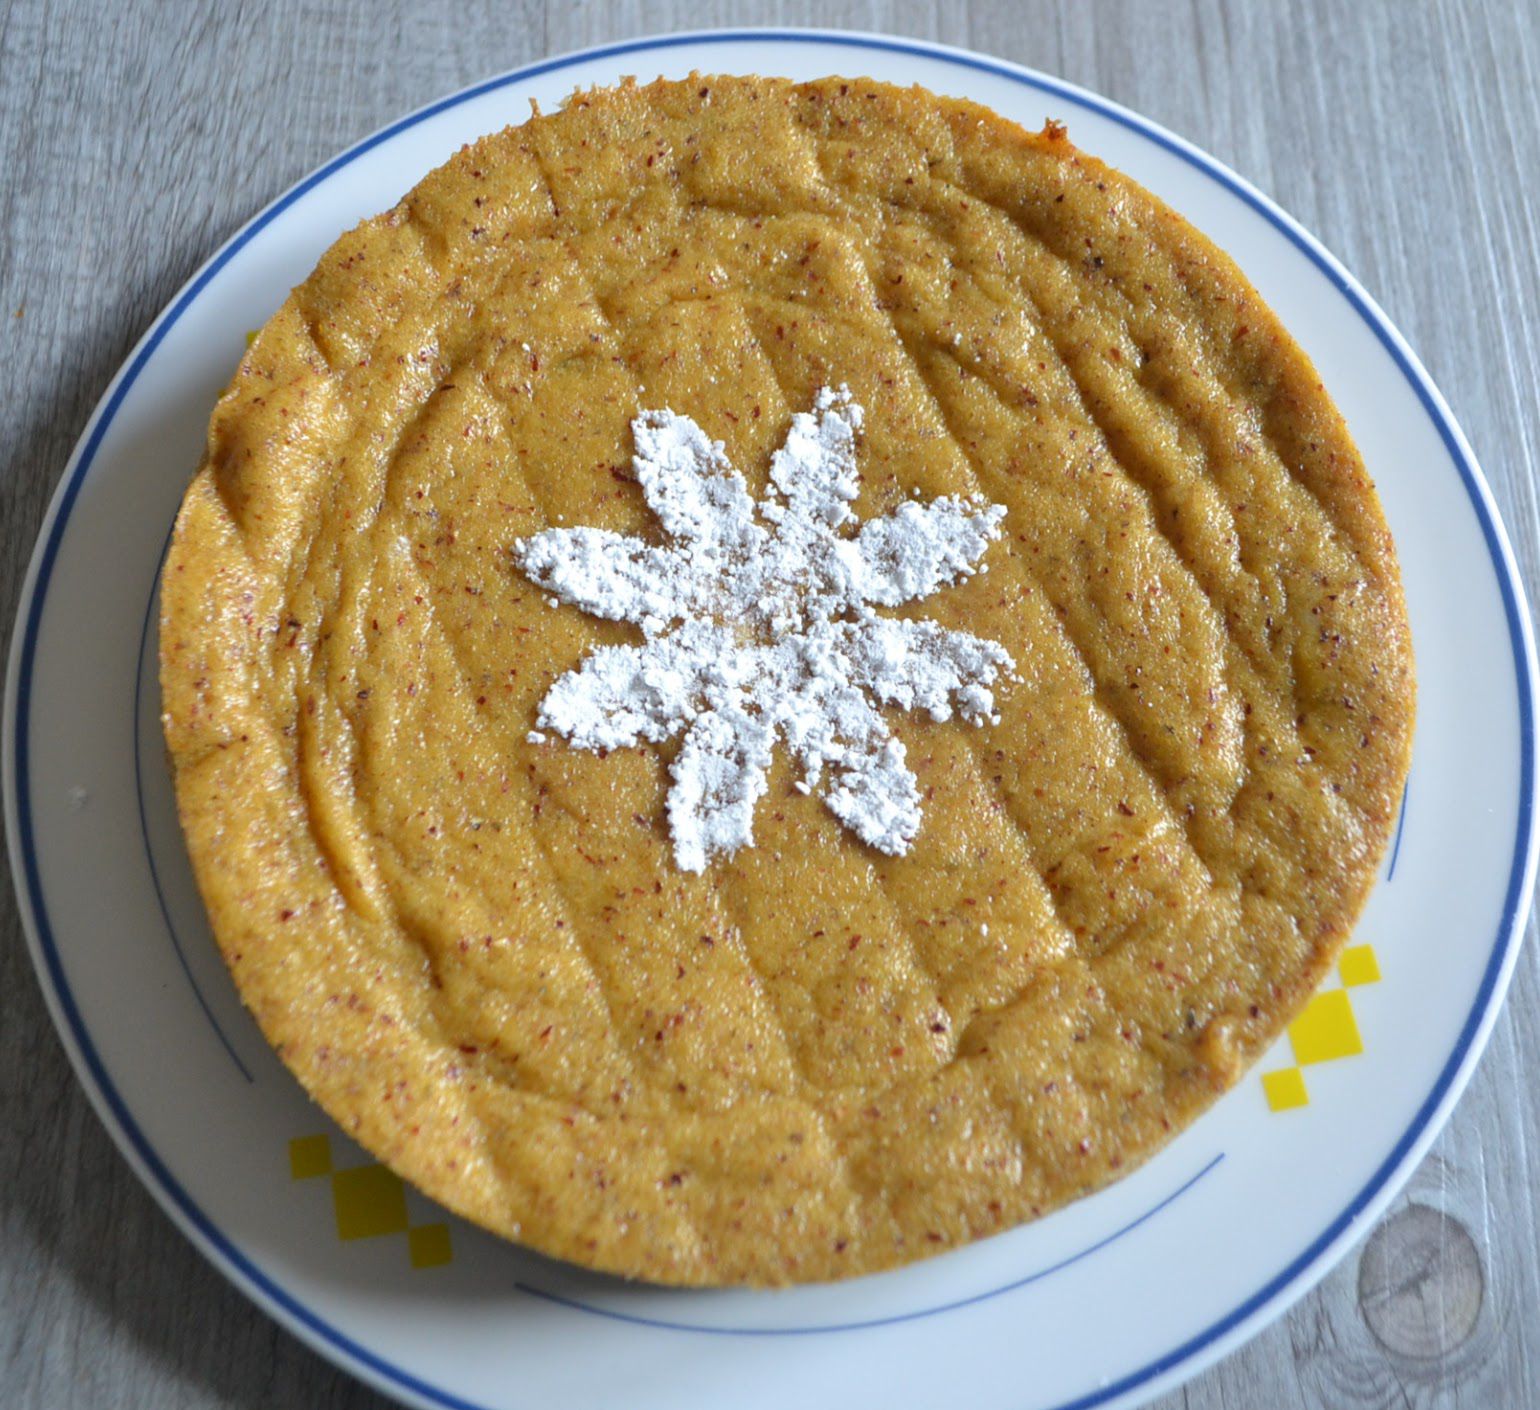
(512, 385, 1014, 873)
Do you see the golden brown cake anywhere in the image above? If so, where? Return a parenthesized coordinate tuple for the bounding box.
(160, 74, 1414, 1286)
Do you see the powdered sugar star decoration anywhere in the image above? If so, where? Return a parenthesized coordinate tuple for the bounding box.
(513, 386, 1014, 872)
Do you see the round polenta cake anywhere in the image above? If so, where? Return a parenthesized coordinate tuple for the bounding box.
(160, 74, 1414, 1286)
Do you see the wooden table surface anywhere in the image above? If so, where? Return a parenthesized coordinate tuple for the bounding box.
(3, 1, 1537, 1405)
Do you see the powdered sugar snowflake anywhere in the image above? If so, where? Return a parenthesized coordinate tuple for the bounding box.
(513, 386, 1014, 872)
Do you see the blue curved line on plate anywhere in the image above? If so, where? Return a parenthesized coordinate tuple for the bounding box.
(1387, 781, 1410, 881)
(515, 1151, 1224, 1335)
(130, 525, 255, 1082)
(131, 479, 1222, 1310)
(8, 28, 1533, 1410)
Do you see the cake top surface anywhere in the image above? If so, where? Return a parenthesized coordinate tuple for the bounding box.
(160, 73, 1413, 1285)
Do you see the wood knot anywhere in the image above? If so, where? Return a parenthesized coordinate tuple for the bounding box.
(1357, 1203, 1483, 1358)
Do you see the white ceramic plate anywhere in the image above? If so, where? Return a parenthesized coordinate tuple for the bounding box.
(6, 28, 1535, 1410)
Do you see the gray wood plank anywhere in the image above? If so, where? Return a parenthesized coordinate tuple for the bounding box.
(0, 1, 1534, 1406)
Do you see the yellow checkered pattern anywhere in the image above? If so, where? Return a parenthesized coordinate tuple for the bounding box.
(1261, 944, 1380, 1112)
(288, 1133, 453, 1268)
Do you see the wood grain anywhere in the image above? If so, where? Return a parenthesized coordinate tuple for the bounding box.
(1, 1, 1536, 1405)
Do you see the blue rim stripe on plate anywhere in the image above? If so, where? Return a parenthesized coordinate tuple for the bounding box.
(6, 28, 1535, 1410)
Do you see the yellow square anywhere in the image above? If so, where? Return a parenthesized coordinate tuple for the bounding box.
(408, 1224, 454, 1269)
(245, 329, 258, 347)
(1262, 1067, 1309, 1111)
(288, 1134, 332, 1181)
(1339, 945, 1381, 987)
(331, 1164, 410, 1240)
(1288, 989, 1364, 1066)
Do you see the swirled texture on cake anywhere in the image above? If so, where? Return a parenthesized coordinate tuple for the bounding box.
(161, 75, 1414, 1285)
